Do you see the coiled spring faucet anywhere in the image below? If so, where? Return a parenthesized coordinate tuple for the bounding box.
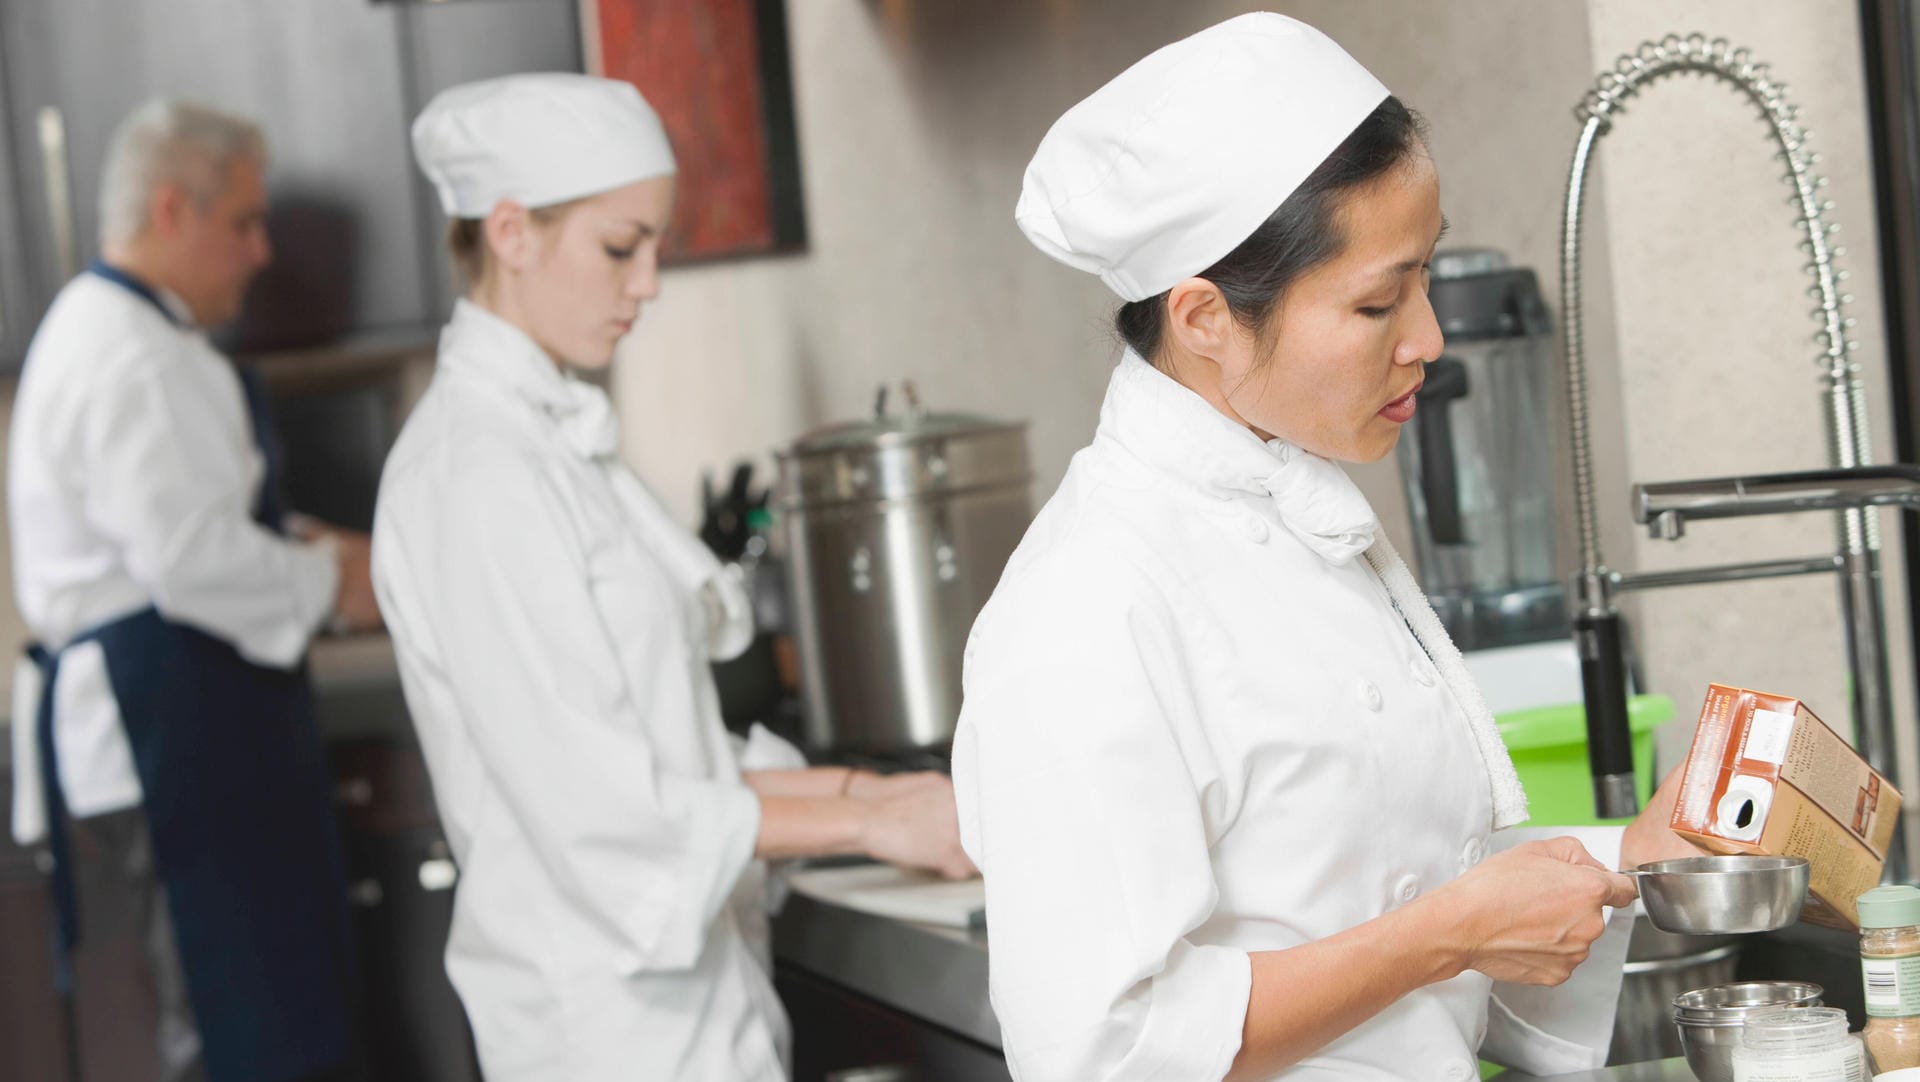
(1558, 34, 1892, 846)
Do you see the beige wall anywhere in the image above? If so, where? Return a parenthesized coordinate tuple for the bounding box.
(617, 0, 1603, 555)
(613, 0, 1915, 814)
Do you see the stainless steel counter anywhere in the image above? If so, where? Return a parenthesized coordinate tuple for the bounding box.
(771, 888, 998, 1048)
(772, 890, 1743, 1082)
(770, 891, 1708, 1080)
(1498, 1061, 1696, 1081)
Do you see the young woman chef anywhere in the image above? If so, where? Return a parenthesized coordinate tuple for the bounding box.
(951, 14, 1699, 1081)
(372, 73, 972, 1082)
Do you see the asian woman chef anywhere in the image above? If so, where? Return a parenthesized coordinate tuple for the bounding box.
(950, 14, 1700, 1082)
(372, 73, 971, 1082)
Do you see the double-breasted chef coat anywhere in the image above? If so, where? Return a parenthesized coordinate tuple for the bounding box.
(9, 265, 355, 1082)
(951, 352, 1631, 1082)
(371, 299, 792, 1082)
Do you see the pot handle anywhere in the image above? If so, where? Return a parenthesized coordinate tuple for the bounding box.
(873, 380, 926, 422)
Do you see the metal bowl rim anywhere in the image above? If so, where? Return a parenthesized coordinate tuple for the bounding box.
(1672, 981, 1824, 1019)
(1636, 855, 1811, 875)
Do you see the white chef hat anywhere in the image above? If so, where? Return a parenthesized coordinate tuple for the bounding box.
(1016, 13, 1390, 302)
(411, 72, 675, 219)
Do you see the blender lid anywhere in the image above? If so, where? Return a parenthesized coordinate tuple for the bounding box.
(1429, 247, 1552, 342)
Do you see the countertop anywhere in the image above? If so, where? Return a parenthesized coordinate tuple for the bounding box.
(1498, 1062, 1696, 1080)
(0, 631, 413, 769)
(771, 886, 1704, 1080)
(771, 886, 998, 1048)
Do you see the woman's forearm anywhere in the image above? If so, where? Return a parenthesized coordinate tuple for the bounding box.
(742, 766, 857, 800)
(1228, 900, 1463, 1080)
(752, 794, 867, 861)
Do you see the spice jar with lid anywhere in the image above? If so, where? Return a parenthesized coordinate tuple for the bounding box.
(1731, 1006, 1865, 1081)
(1861, 884, 1920, 1071)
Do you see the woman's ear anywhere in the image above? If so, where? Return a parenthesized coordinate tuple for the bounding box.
(1164, 277, 1248, 373)
(483, 200, 536, 273)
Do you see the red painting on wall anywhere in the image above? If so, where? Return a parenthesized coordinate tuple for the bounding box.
(583, 0, 808, 264)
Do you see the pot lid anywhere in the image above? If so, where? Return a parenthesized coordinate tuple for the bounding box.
(782, 380, 1021, 456)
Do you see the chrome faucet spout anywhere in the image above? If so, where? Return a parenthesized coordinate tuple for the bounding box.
(1635, 466, 1920, 535)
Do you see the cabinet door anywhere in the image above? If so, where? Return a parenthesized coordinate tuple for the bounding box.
(0, 0, 429, 353)
(330, 737, 479, 1082)
(396, 0, 583, 317)
(0, 775, 68, 1082)
(0, 43, 36, 369)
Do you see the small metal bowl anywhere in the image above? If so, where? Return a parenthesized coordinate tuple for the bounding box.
(1633, 855, 1810, 934)
(1672, 981, 1824, 1082)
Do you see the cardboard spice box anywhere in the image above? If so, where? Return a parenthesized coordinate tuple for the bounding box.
(1669, 683, 1902, 929)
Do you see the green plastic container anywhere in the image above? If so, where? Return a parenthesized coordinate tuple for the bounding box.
(1495, 694, 1675, 825)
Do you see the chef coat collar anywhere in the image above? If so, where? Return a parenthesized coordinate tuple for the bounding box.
(1098, 350, 1378, 564)
(437, 298, 619, 460)
(88, 260, 197, 328)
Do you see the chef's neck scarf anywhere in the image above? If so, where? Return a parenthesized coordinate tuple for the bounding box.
(1100, 351, 1529, 829)
(436, 300, 753, 660)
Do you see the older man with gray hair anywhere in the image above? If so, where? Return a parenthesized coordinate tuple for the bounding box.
(8, 99, 373, 1082)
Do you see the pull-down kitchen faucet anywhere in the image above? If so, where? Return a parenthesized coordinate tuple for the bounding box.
(1556, 35, 1895, 863)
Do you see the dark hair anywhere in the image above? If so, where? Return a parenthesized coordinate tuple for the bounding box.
(1114, 96, 1429, 361)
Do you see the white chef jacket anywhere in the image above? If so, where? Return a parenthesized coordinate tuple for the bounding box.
(370, 299, 787, 1082)
(8, 272, 339, 842)
(950, 353, 1630, 1082)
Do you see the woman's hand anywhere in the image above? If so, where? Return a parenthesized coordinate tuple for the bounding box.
(857, 775, 976, 880)
(1620, 765, 1710, 870)
(1428, 837, 1637, 986)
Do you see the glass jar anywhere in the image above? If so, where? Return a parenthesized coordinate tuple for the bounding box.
(1731, 1007, 1865, 1081)
(1861, 884, 1920, 1071)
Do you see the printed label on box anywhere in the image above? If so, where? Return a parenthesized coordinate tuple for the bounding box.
(1746, 707, 1796, 766)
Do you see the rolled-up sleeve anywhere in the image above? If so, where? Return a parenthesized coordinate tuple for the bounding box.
(375, 445, 759, 974)
(952, 549, 1248, 1082)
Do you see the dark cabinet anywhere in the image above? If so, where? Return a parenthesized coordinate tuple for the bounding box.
(0, 0, 582, 369)
(0, 732, 482, 1082)
(329, 736, 480, 1082)
(778, 965, 1014, 1082)
(0, 775, 70, 1082)
(0, 777, 172, 1082)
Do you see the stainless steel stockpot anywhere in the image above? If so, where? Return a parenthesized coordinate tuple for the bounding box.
(776, 382, 1031, 753)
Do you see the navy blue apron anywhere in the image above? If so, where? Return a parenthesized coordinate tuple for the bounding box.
(27, 262, 355, 1082)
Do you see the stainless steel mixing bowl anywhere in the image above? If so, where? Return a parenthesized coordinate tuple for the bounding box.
(1632, 855, 1810, 934)
(1672, 981, 1824, 1082)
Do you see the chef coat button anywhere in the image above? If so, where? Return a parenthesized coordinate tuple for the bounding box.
(1244, 516, 1270, 543)
(1360, 680, 1384, 712)
(1460, 837, 1487, 870)
(1411, 657, 1437, 687)
(1393, 874, 1421, 905)
(1444, 1061, 1474, 1082)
